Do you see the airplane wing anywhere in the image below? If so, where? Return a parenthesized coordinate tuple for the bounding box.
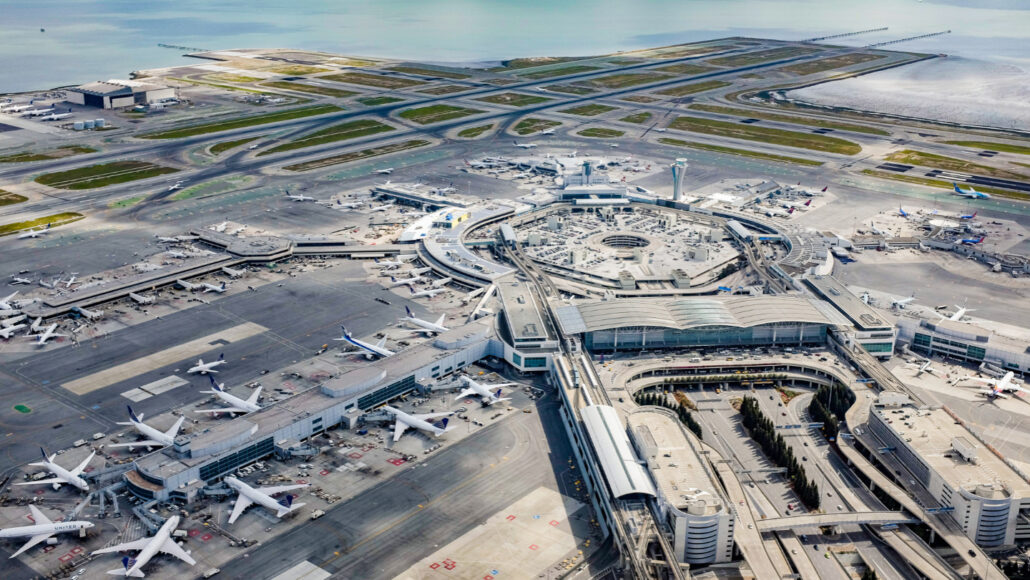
(159, 536, 196, 565)
(455, 388, 477, 400)
(194, 407, 246, 414)
(392, 422, 409, 442)
(164, 416, 186, 439)
(10, 533, 55, 558)
(375, 336, 388, 348)
(411, 412, 452, 420)
(92, 538, 152, 555)
(257, 483, 309, 496)
(228, 495, 254, 524)
(434, 314, 446, 327)
(28, 504, 52, 525)
(246, 387, 262, 407)
(14, 477, 66, 486)
(107, 440, 166, 449)
(70, 453, 95, 475)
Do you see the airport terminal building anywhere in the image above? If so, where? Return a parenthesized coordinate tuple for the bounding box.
(554, 296, 833, 352)
(897, 316, 1030, 374)
(866, 400, 1030, 546)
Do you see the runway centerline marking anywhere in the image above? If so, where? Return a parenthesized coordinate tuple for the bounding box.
(62, 322, 267, 395)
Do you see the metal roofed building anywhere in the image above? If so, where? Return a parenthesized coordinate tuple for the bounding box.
(867, 402, 1030, 546)
(628, 408, 734, 564)
(580, 405, 656, 499)
(495, 275, 559, 372)
(804, 275, 896, 358)
(554, 296, 832, 351)
(371, 183, 470, 211)
(897, 316, 1030, 374)
(125, 322, 498, 502)
(66, 80, 175, 109)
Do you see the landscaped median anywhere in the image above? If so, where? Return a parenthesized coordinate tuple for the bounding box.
(397, 105, 485, 125)
(658, 138, 824, 166)
(284, 140, 431, 172)
(513, 118, 561, 135)
(667, 116, 861, 155)
(0, 146, 97, 163)
(0, 190, 28, 206)
(257, 120, 395, 156)
(139, 104, 342, 139)
(35, 161, 179, 190)
(860, 169, 1027, 201)
(0, 212, 84, 236)
(577, 128, 625, 138)
(688, 103, 889, 136)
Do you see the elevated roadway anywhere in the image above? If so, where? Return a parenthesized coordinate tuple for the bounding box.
(755, 511, 918, 531)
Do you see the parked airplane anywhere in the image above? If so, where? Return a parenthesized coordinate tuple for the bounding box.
(460, 286, 488, 305)
(39, 112, 73, 122)
(22, 108, 55, 117)
(165, 250, 187, 259)
(2, 104, 34, 113)
(1, 314, 27, 327)
(108, 406, 185, 450)
(939, 305, 974, 322)
(10, 277, 32, 285)
(513, 141, 537, 149)
(334, 199, 364, 209)
(202, 282, 227, 294)
(285, 192, 316, 202)
(540, 128, 556, 135)
(959, 211, 977, 220)
(15, 448, 93, 491)
(336, 326, 394, 359)
(389, 274, 424, 287)
(368, 201, 395, 212)
(91, 515, 195, 577)
(407, 267, 431, 276)
(409, 287, 444, 299)
(187, 353, 226, 374)
(196, 376, 261, 415)
(960, 235, 985, 245)
(224, 476, 308, 524)
(27, 317, 44, 333)
(382, 406, 453, 442)
(0, 324, 26, 339)
(175, 279, 198, 291)
(221, 266, 244, 279)
(454, 376, 513, 406)
(898, 207, 910, 218)
(429, 276, 453, 289)
(431, 186, 456, 194)
(0, 291, 18, 310)
(129, 292, 155, 305)
(30, 323, 65, 345)
(402, 307, 448, 335)
(18, 224, 51, 239)
(373, 256, 416, 269)
(0, 505, 94, 559)
(155, 236, 181, 243)
(211, 222, 229, 233)
(63, 273, 78, 288)
(963, 372, 1022, 396)
(374, 168, 394, 175)
(889, 295, 915, 309)
(229, 225, 246, 236)
(953, 183, 990, 199)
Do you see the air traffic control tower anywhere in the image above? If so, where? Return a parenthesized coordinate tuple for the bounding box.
(671, 158, 687, 201)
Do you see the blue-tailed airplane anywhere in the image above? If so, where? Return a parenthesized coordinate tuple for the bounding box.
(959, 211, 977, 220)
(335, 326, 394, 359)
(898, 207, 910, 218)
(960, 235, 985, 245)
(953, 183, 990, 199)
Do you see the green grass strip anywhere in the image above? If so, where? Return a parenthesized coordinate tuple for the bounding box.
(140, 104, 342, 139)
(941, 141, 1030, 156)
(688, 104, 889, 136)
(668, 116, 861, 155)
(659, 138, 824, 166)
(285, 140, 430, 171)
(0, 212, 84, 236)
(258, 120, 394, 155)
(35, 161, 179, 190)
(209, 137, 260, 155)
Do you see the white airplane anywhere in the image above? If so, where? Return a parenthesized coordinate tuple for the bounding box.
(229, 225, 246, 236)
(430, 277, 453, 289)
(953, 182, 990, 199)
(155, 236, 181, 243)
(373, 256, 417, 269)
(0, 505, 94, 559)
(64, 273, 79, 288)
(196, 376, 261, 415)
(23, 108, 55, 117)
(382, 406, 453, 442)
(513, 141, 537, 149)
(407, 267, 432, 276)
(129, 292, 155, 305)
(0, 292, 18, 310)
(91, 515, 195, 577)
(0, 324, 26, 339)
(39, 278, 58, 289)
(540, 128, 556, 135)
(368, 201, 395, 212)
(18, 224, 52, 239)
(939, 305, 974, 322)
(188, 353, 226, 374)
(1, 314, 26, 327)
(211, 222, 229, 233)
(454, 376, 513, 406)
(2, 104, 34, 113)
(175, 235, 200, 242)
(221, 266, 244, 279)
(333, 199, 363, 210)
(461, 286, 488, 305)
(165, 250, 187, 259)
(909, 360, 937, 377)
(389, 274, 423, 287)
(27, 317, 44, 333)
(15, 448, 93, 491)
(175, 279, 198, 291)
(336, 326, 394, 359)
(202, 282, 227, 294)
(374, 168, 394, 175)
(890, 295, 915, 309)
(963, 372, 1023, 395)
(409, 287, 444, 299)
(224, 476, 308, 524)
(108, 406, 186, 450)
(39, 112, 73, 122)
(402, 306, 448, 335)
(10, 277, 32, 285)
(167, 181, 185, 192)
(285, 192, 316, 202)
(30, 323, 66, 345)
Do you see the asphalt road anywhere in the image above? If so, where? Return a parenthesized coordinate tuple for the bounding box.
(223, 396, 573, 579)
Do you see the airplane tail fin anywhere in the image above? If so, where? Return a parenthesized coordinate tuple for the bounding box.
(39, 447, 50, 463)
(953, 182, 961, 192)
(405, 306, 414, 318)
(278, 494, 294, 508)
(341, 325, 350, 338)
(433, 418, 450, 432)
(127, 405, 141, 423)
(495, 388, 503, 399)
(208, 375, 222, 391)
(218, 352, 225, 361)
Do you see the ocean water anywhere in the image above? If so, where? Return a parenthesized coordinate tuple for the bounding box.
(1, 0, 1028, 93)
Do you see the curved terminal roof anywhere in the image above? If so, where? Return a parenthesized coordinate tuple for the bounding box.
(556, 296, 832, 335)
(580, 405, 657, 499)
